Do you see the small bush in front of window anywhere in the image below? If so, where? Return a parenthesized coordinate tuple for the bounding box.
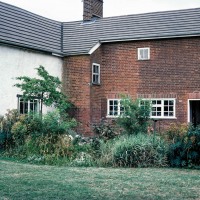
(92, 118, 120, 141)
(117, 98, 151, 135)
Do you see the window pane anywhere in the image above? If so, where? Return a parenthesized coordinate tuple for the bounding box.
(169, 100, 174, 105)
(164, 107, 168, 111)
(157, 107, 161, 111)
(152, 107, 156, 111)
(152, 112, 156, 116)
(93, 75, 96, 83)
(157, 112, 161, 116)
(169, 112, 174, 116)
(152, 100, 156, 105)
(110, 100, 113, 106)
(114, 111, 118, 115)
(169, 106, 173, 111)
(34, 100, 38, 113)
(93, 65, 97, 73)
(30, 101, 34, 111)
(20, 99, 24, 114)
(120, 106, 124, 114)
(157, 100, 161, 104)
(114, 100, 118, 105)
(164, 101, 168, 105)
(24, 101, 28, 114)
(164, 112, 168, 116)
(144, 49, 148, 58)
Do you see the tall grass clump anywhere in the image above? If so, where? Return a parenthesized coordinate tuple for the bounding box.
(112, 134, 168, 167)
(95, 134, 168, 168)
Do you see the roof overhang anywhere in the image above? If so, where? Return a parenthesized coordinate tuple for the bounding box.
(88, 42, 101, 54)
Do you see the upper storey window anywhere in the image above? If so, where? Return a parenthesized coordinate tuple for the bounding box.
(92, 63, 100, 84)
(138, 47, 150, 60)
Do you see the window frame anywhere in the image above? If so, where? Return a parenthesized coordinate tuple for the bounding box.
(138, 47, 150, 60)
(141, 98, 176, 119)
(17, 95, 40, 114)
(92, 63, 100, 85)
(107, 99, 124, 118)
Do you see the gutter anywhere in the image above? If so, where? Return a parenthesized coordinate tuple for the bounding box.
(0, 40, 64, 57)
(63, 33, 200, 56)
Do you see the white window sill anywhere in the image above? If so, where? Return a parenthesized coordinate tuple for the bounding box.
(106, 115, 119, 118)
(150, 117, 177, 120)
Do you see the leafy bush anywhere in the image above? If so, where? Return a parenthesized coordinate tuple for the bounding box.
(42, 111, 77, 136)
(92, 118, 119, 141)
(168, 125, 200, 167)
(162, 123, 188, 142)
(11, 121, 27, 147)
(117, 98, 151, 135)
(1, 110, 77, 165)
(0, 109, 19, 149)
(23, 134, 73, 165)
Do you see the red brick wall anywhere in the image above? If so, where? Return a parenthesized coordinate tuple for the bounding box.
(63, 37, 200, 135)
(63, 55, 92, 135)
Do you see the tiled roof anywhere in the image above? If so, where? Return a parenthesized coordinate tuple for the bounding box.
(63, 8, 200, 55)
(1, 1, 200, 55)
(0, 1, 62, 54)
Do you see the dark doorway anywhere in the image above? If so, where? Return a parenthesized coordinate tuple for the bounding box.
(190, 100, 200, 127)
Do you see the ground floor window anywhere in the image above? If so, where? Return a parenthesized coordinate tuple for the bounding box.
(107, 99, 124, 117)
(17, 96, 40, 114)
(141, 98, 176, 119)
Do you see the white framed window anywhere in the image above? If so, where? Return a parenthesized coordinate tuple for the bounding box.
(107, 99, 124, 117)
(138, 47, 150, 60)
(141, 98, 176, 119)
(92, 63, 100, 84)
(17, 96, 40, 114)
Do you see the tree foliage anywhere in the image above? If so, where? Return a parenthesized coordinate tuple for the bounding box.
(14, 66, 71, 115)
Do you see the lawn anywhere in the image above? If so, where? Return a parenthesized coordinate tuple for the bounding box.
(0, 159, 200, 200)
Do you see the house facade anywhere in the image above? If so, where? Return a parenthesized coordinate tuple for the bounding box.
(1, 0, 200, 135)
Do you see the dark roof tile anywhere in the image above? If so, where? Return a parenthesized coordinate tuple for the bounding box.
(1, 1, 200, 55)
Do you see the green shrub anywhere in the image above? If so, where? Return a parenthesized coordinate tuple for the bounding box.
(1, 110, 77, 164)
(42, 111, 77, 136)
(93, 134, 168, 168)
(112, 134, 168, 167)
(92, 119, 119, 141)
(11, 121, 27, 147)
(23, 134, 74, 165)
(117, 98, 151, 135)
(95, 139, 115, 167)
(162, 123, 188, 143)
(0, 109, 19, 149)
(168, 125, 200, 167)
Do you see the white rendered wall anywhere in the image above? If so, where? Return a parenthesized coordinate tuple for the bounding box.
(0, 45, 63, 116)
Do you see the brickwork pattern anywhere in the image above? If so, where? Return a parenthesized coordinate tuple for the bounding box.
(63, 37, 200, 135)
(83, 0, 103, 21)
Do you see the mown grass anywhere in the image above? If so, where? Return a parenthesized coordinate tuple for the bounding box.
(0, 159, 200, 200)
